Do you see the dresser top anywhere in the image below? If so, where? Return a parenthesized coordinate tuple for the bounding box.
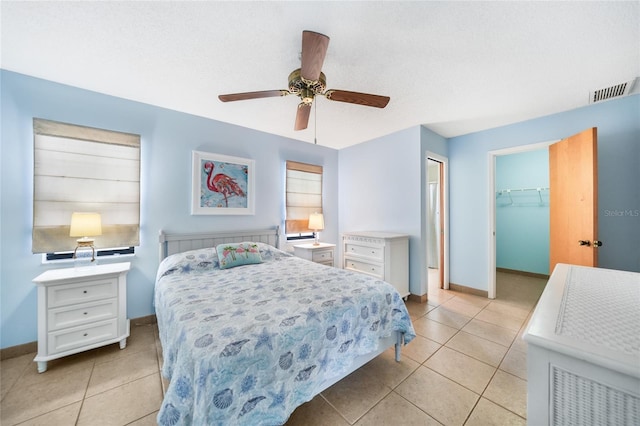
(342, 231, 408, 240)
(524, 263, 640, 378)
(33, 262, 131, 283)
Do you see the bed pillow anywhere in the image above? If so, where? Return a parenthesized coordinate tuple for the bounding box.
(157, 247, 219, 279)
(251, 242, 294, 261)
(216, 242, 263, 269)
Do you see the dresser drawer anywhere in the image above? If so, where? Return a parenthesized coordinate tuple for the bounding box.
(48, 298, 118, 331)
(344, 258, 384, 279)
(312, 249, 333, 263)
(48, 319, 118, 355)
(345, 243, 384, 260)
(47, 278, 118, 308)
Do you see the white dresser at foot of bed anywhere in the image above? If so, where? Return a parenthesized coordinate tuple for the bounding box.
(342, 231, 409, 298)
(523, 263, 640, 425)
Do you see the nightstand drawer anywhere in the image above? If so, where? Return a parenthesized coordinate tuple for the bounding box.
(345, 243, 384, 260)
(47, 278, 118, 308)
(312, 249, 333, 263)
(48, 319, 118, 355)
(344, 258, 384, 279)
(48, 299, 118, 331)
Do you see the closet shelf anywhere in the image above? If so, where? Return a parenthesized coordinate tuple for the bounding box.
(496, 187, 549, 194)
(496, 187, 549, 207)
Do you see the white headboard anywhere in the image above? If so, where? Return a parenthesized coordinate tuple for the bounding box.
(158, 226, 280, 262)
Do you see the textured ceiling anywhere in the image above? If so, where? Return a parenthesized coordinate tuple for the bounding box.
(2, 1, 639, 149)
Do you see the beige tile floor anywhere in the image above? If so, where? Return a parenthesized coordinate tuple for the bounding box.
(1, 271, 546, 425)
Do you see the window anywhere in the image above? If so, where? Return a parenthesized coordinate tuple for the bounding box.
(32, 118, 140, 255)
(285, 161, 323, 240)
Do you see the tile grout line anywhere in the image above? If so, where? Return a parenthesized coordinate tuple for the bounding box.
(421, 291, 529, 423)
(0, 355, 33, 405)
(74, 354, 97, 426)
(463, 288, 541, 423)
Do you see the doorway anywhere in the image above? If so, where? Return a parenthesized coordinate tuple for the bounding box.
(487, 141, 556, 299)
(426, 153, 448, 295)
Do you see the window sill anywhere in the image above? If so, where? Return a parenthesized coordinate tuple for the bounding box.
(41, 252, 135, 265)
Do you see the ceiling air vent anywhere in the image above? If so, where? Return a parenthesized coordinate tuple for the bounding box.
(590, 78, 638, 104)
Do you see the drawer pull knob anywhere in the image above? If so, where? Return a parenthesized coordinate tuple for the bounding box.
(83, 333, 88, 337)
(83, 290, 87, 294)
(83, 312, 88, 315)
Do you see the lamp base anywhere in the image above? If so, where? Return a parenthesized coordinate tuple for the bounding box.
(73, 240, 96, 265)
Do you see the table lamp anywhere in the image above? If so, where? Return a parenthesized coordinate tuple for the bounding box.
(70, 212, 102, 262)
(308, 212, 324, 246)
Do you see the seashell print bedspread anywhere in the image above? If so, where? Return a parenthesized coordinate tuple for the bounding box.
(154, 243, 415, 425)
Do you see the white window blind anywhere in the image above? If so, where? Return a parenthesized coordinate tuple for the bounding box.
(285, 160, 323, 234)
(32, 118, 140, 253)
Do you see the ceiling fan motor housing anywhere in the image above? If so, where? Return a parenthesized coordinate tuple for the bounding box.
(288, 68, 326, 103)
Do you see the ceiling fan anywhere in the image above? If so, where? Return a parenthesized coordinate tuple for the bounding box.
(218, 30, 390, 131)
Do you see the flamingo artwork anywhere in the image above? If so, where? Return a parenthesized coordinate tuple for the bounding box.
(203, 161, 246, 208)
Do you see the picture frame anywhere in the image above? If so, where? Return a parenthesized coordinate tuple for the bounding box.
(191, 151, 255, 215)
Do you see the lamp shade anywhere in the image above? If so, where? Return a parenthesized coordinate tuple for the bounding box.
(69, 212, 102, 238)
(308, 212, 324, 231)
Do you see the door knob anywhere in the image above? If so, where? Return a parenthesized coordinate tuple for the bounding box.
(593, 240, 603, 247)
(578, 240, 591, 246)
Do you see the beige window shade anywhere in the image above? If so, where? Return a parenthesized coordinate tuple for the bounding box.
(285, 161, 323, 234)
(32, 118, 140, 253)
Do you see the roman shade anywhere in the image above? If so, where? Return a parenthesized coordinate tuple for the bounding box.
(32, 118, 140, 253)
(285, 160, 323, 234)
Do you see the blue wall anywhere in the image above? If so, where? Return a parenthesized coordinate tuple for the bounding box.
(448, 94, 640, 292)
(2, 68, 637, 349)
(338, 125, 448, 296)
(338, 127, 422, 295)
(495, 149, 549, 274)
(0, 70, 339, 349)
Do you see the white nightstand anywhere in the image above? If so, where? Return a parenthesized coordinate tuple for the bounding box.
(293, 242, 336, 267)
(32, 262, 131, 373)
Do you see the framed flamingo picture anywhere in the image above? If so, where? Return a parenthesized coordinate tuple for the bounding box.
(191, 151, 255, 215)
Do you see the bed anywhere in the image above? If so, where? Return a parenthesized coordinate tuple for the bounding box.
(155, 227, 416, 425)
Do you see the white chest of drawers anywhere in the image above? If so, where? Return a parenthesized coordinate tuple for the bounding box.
(33, 262, 131, 372)
(293, 242, 335, 267)
(342, 232, 409, 298)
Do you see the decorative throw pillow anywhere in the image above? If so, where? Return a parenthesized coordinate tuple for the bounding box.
(216, 242, 263, 269)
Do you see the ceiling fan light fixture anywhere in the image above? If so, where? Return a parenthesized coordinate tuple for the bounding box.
(300, 88, 315, 104)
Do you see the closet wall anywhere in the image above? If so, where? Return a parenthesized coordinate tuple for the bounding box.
(496, 149, 549, 275)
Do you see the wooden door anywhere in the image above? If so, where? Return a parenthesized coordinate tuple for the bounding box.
(549, 128, 598, 273)
(439, 163, 445, 288)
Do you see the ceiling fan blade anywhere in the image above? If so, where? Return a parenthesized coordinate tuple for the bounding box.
(324, 90, 390, 108)
(301, 31, 330, 82)
(294, 103, 312, 131)
(218, 90, 289, 102)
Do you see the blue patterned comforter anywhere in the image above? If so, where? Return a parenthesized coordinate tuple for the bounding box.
(154, 243, 415, 425)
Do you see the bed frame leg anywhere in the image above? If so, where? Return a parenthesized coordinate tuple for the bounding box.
(395, 333, 403, 362)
